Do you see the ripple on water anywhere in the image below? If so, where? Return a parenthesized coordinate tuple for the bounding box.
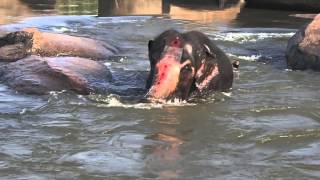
(250, 106, 297, 113)
(257, 138, 320, 178)
(0, 143, 32, 159)
(258, 128, 320, 144)
(0, 85, 45, 115)
(58, 149, 143, 175)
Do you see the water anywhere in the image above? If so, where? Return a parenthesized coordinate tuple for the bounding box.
(1, 0, 320, 179)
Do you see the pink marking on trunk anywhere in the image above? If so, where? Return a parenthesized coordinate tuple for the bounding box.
(196, 64, 219, 91)
(147, 58, 181, 99)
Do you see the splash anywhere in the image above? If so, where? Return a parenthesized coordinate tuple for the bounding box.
(227, 53, 262, 61)
(222, 92, 232, 97)
(213, 32, 295, 44)
(89, 94, 196, 109)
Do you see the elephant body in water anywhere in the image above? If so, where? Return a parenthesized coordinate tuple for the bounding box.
(0, 28, 118, 62)
(0, 28, 116, 94)
(0, 29, 234, 99)
(0, 56, 112, 95)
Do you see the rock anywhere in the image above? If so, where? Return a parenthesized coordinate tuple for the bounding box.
(0, 28, 118, 61)
(286, 14, 320, 71)
(0, 56, 112, 95)
(245, 0, 320, 12)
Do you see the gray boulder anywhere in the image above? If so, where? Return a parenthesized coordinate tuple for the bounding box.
(286, 14, 320, 71)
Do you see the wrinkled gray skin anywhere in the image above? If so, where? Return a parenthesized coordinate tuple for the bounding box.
(0, 30, 118, 62)
(0, 30, 119, 95)
(0, 56, 113, 95)
(0, 31, 33, 61)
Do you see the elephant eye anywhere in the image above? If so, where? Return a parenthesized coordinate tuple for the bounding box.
(182, 64, 192, 72)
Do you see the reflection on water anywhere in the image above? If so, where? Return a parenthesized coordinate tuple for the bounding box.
(98, 0, 242, 16)
(98, 0, 163, 16)
(0, 0, 39, 24)
(0, 0, 244, 24)
(145, 107, 185, 179)
(55, 0, 98, 15)
(0, 0, 98, 24)
(98, 0, 244, 24)
(146, 133, 183, 179)
(20, 0, 56, 10)
(169, 1, 243, 24)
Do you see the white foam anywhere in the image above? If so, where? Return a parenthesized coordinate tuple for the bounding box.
(97, 16, 151, 24)
(92, 95, 195, 109)
(104, 62, 112, 66)
(51, 27, 75, 33)
(222, 92, 232, 97)
(49, 90, 67, 98)
(227, 53, 261, 61)
(213, 32, 295, 43)
(19, 108, 27, 115)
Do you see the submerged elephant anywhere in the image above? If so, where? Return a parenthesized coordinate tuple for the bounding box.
(0, 30, 33, 61)
(0, 28, 118, 95)
(0, 55, 112, 95)
(146, 30, 234, 100)
(0, 28, 118, 62)
(0, 29, 235, 99)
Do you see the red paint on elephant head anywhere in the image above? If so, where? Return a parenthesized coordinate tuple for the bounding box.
(147, 44, 183, 99)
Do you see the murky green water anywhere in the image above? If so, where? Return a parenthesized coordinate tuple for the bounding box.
(1, 0, 319, 179)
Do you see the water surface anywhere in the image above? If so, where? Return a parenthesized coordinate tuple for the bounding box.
(0, 0, 319, 179)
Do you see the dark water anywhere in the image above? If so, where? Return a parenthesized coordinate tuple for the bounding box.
(1, 0, 320, 179)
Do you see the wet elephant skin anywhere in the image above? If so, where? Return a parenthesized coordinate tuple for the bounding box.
(146, 29, 234, 100)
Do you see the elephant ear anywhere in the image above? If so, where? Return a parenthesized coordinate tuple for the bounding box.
(148, 40, 154, 61)
(195, 44, 219, 92)
(146, 40, 155, 89)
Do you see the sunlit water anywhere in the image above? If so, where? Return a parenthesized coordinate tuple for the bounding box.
(1, 2, 320, 180)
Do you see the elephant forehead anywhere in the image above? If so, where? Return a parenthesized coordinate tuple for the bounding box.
(184, 43, 193, 56)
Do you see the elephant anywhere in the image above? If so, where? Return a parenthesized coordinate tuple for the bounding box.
(146, 30, 234, 100)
